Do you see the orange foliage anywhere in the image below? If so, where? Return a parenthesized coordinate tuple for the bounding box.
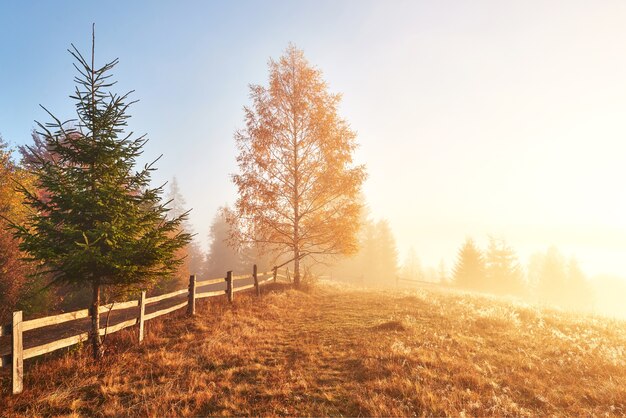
(230, 45, 366, 285)
(0, 138, 37, 321)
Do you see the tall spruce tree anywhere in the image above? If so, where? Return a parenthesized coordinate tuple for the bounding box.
(452, 238, 486, 289)
(12, 29, 191, 359)
(484, 237, 525, 296)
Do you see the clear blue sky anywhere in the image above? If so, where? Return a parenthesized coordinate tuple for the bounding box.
(2, 1, 626, 278)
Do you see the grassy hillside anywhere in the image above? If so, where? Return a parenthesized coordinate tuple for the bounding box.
(1, 282, 625, 416)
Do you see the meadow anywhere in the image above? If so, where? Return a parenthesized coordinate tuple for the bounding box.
(1, 281, 625, 416)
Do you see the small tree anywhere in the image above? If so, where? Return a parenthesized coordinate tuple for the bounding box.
(452, 238, 485, 289)
(373, 219, 398, 283)
(162, 177, 205, 287)
(11, 29, 190, 359)
(484, 236, 525, 296)
(401, 246, 423, 281)
(230, 45, 366, 286)
(206, 207, 246, 278)
(534, 246, 567, 306)
(565, 257, 593, 311)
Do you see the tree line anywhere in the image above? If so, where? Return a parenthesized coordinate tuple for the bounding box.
(450, 237, 594, 311)
(327, 226, 603, 315)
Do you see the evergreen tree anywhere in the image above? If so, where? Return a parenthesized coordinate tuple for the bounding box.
(484, 236, 525, 295)
(326, 200, 371, 283)
(206, 207, 246, 278)
(164, 177, 205, 284)
(534, 246, 567, 306)
(401, 246, 423, 281)
(529, 249, 594, 311)
(374, 219, 398, 283)
(452, 238, 485, 289)
(11, 30, 190, 359)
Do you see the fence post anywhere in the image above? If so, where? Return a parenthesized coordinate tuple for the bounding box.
(273, 266, 278, 283)
(188, 274, 197, 316)
(226, 271, 233, 303)
(253, 264, 260, 297)
(12, 311, 23, 394)
(286, 267, 291, 283)
(138, 291, 146, 342)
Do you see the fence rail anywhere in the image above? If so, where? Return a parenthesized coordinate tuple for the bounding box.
(1, 265, 289, 394)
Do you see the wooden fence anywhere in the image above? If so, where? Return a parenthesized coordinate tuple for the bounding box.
(1, 265, 291, 395)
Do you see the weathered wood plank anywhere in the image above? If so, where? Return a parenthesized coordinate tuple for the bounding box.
(99, 318, 137, 336)
(233, 284, 255, 293)
(23, 332, 89, 360)
(22, 318, 138, 361)
(188, 275, 196, 316)
(196, 290, 226, 299)
(22, 309, 90, 332)
(138, 291, 146, 342)
(21, 300, 138, 333)
(226, 271, 234, 303)
(12, 311, 23, 394)
(253, 264, 260, 297)
(145, 288, 188, 304)
(232, 274, 251, 281)
(144, 301, 188, 321)
(195, 277, 225, 287)
(99, 299, 139, 313)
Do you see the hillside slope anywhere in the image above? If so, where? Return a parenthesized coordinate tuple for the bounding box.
(1, 282, 625, 416)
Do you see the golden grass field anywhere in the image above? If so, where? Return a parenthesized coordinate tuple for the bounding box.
(1, 281, 626, 417)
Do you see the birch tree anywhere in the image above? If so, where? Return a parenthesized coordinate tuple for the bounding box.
(230, 45, 366, 286)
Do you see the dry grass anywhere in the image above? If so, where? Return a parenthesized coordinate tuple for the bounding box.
(1, 282, 626, 416)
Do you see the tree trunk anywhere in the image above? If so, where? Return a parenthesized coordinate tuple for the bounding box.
(292, 112, 301, 288)
(90, 280, 103, 360)
(294, 247, 301, 287)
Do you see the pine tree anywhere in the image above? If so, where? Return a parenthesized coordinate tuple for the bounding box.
(11, 29, 191, 359)
(484, 237, 525, 295)
(374, 219, 398, 283)
(163, 177, 205, 286)
(535, 246, 567, 306)
(206, 207, 246, 278)
(401, 246, 423, 281)
(452, 238, 485, 289)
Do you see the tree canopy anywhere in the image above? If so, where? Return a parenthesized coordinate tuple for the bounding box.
(230, 44, 366, 286)
(0, 137, 40, 321)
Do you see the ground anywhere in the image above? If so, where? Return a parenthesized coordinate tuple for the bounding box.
(1, 281, 625, 416)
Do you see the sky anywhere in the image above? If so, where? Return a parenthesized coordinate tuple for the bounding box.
(1, 1, 626, 278)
